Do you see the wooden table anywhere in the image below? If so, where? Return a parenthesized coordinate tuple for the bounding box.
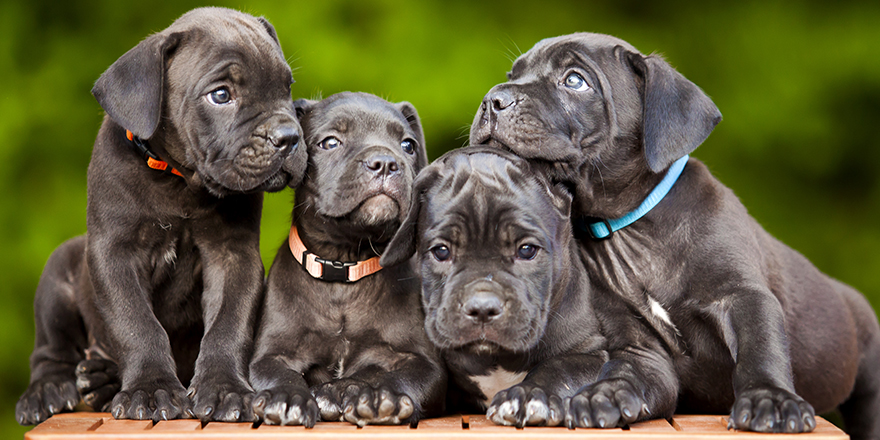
(25, 413, 848, 439)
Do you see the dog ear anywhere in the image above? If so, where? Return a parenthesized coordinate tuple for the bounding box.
(293, 98, 318, 121)
(630, 53, 721, 173)
(380, 165, 442, 268)
(92, 32, 182, 139)
(546, 182, 573, 219)
(258, 17, 281, 47)
(395, 102, 429, 171)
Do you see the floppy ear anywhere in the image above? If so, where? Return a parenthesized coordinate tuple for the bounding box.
(630, 53, 721, 173)
(380, 164, 442, 268)
(395, 102, 429, 171)
(546, 182, 573, 219)
(293, 98, 318, 121)
(258, 17, 281, 47)
(92, 31, 182, 139)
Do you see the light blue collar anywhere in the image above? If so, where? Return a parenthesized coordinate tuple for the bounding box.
(584, 155, 689, 239)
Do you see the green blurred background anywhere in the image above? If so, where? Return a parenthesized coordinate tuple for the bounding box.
(2, 0, 879, 436)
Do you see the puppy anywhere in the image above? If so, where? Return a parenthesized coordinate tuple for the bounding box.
(471, 32, 880, 438)
(16, 7, 307, 425)
(381, 146, 612, 428)
(249, 92, 445, 428)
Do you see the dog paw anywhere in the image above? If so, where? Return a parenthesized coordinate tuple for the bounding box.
(486, 384, 565, 427)
(75, 359, 120, 411)
(189, 379, 255, 422)
(313, 380, 415, 426)
(729, 387, 815, 433)
(565, 378, 650, 428)
(16, 376, 79, 425)
(110, 380, 193, 422)
(252, 386, 318, 427)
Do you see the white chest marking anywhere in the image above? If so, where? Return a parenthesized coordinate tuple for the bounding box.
(470, 367, 527, 406)
(648, 296, 680, 337)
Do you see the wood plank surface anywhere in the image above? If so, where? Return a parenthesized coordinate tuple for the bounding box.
(24, 412, 849, 439)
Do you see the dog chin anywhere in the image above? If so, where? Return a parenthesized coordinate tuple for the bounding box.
(351, 194, 400, 226)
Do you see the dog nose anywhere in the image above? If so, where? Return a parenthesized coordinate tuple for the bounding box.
(268, 125, 300, 151)
(463, 292, 504, 323)
(364, 154, 400, 176)
(487, 90, 516, 112)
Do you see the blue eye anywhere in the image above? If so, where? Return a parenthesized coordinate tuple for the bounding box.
(319, 136, 342, 150)
(401, 139, 416, 155)
(208, 87, 232, 104)
(431, 245, 451, 262)
(516, 244, 538, 260)
(563, 73, 590, 92)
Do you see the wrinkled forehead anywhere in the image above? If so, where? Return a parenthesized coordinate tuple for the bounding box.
(307, 95, 412, 139)
(511, 32, 640, 77)
(170, 10, 286, 66)
(425, 153, 556, 235)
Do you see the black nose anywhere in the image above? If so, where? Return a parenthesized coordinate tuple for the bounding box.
(487, 90, 516, 112)
(269, 125, 300, 151)
(364, 154, 400, 176)
(463, 292, 504, 323)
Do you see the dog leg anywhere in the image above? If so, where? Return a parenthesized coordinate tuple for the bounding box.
(76, 356, 120, 411)
(838, 292, 880, 440)
(250, 356, 318, 427)
(314, 357, 445, 427)
(187, 239, 263, 423)
(486, 352, 606, 428)
(16, 237, 88, 425)
(725, 288, 816, 433)
(566, 348, 678, 429)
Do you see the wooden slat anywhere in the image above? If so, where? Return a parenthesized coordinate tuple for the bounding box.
(150, 419, 202, 432)
(93, 419, 152, 432)
(25, 412, 849, 439)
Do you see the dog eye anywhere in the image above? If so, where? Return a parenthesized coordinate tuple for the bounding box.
(401, 139, 416, 155)
(431, 245, 451, 262)
(563, 73, 590, 92)
(319, 136, 342, 150)
(208, 87, 233, 105)
(516, 244, 538, 260)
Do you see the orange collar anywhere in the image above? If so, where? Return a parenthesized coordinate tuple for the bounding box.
(288, 224, 383, 283)
(125, 130, 183, 178)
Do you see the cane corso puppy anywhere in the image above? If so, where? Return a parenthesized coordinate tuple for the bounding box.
(470, 32, 880, 438)
(16, 7, 307, 425)
(381, 146, 614, 428)
(249, 92, 445, 428)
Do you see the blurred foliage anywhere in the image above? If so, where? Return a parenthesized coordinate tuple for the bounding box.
(2, 0, 879, 436)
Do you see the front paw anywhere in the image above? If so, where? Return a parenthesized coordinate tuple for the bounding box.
(16, 376, 79, 425)
(189, 379, 255, 422)
(75, 359, 120, 411)
(566, 378, 650, 428)
(252, 386, 318, 427)
(111, 380, 193, 421)
(729, 387, 815, 433)
(312, 380, 415, 426)
(487, 384, 564, 428)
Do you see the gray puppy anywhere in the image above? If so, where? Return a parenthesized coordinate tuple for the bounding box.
(471, 32, 880, 438)
(16, 7, 307, 425)
(381, 146, 610, 428)
(249, 92, 445, 428)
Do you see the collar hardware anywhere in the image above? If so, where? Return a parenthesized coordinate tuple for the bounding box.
(289, 225, 383, 283)
(125, 130, 184, 178)
(583, 155, 689, 239)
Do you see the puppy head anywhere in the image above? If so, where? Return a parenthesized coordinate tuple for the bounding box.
(293, 92, 428, 240)
(470, 32, 721, 217)
(381, 147, 574, 354)
(92, 7, 307, 196)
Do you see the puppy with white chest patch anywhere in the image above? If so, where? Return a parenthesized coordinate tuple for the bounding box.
(381, 146, 613, 428)
(249, 92, 446, 427)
